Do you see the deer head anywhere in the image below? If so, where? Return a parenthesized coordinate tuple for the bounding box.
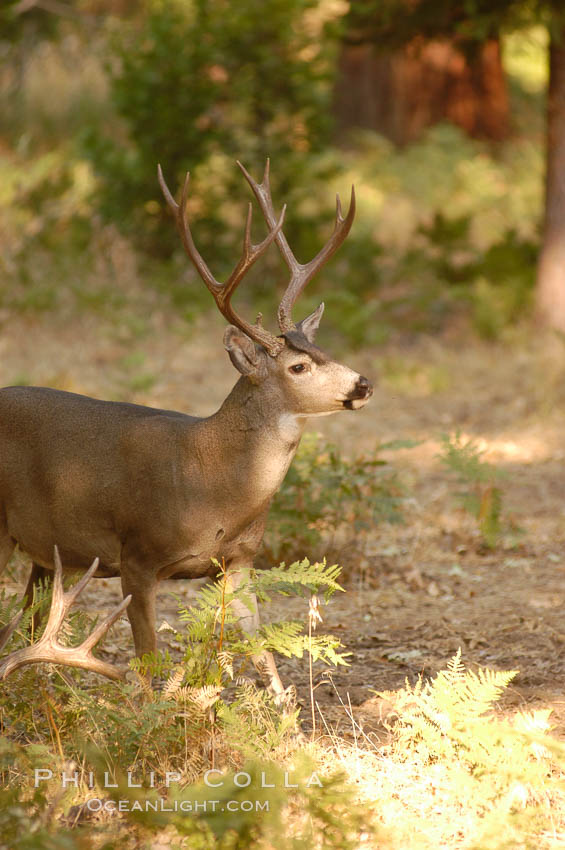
(158, 160, 372, 419)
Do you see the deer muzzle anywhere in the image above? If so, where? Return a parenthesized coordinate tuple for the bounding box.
(344, 375, 373, 410)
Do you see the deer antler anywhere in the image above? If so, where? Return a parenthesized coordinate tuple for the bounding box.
(0, 548, 131, 681)
(158, 164, 286, 356)
(237, 159, 356, 333)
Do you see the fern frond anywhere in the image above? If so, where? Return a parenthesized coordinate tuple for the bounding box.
(385, 652, 520, 768)
(181, 684, 223, 710)
(162, 665, 185, 699)
(217, 651, 234, 680)
(252, 558, 344, 602)
(445, 648, 465, 681)
(433, 663, 517, 720)
(132, 669, 155, 700)
(129, 649, 175, 679)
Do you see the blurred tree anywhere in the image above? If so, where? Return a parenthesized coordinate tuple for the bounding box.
(536, 13, 565, 331)
(335, 0, 514, 144)
(334, 0, 565, 330)
(0, 1, 67, 40)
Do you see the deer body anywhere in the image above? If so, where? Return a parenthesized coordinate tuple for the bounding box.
(0, 368, 314, 580)
(0, 161, 372, 692)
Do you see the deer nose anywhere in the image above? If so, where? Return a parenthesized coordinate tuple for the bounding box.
(355, 376, 373, 399)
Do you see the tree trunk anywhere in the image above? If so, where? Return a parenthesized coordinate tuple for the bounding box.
(334, 36, 509, 146)
(536, 24, 565, 332)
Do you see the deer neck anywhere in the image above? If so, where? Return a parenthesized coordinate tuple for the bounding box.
(194, 376, 306, 506)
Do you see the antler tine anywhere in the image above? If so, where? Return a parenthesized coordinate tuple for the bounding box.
(237, 159, 356, 333)
(277, 185, 356, 332)
(158, 164, 286, 356)
(79, 595, 132, 655)
(0, 549, 131, 681)
(218, 200, 287, 309)
(237, 158, 301, 275)
(158, 165, 220, 294)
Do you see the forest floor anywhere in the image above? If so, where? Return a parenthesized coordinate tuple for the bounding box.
(1, 306, 564, 741)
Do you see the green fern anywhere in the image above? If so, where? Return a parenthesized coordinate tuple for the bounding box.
(377, 652, 565, 848)
(437, 431, 506, 548)
(172, 559, 348, 692)
(129, 648, 176, 679)
(433, 649, 515, 720)
(230, 619, 349, 666)
(0, 577, 54, 645)
(251, 558, 344, 602)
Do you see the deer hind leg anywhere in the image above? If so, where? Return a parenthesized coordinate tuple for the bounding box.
(0, 532, 16, 577)
(23, 563, 52, 633)
(225, 566, 296, 710)
(120, 571, 157, 662)
(0, 534, 16, 649)
(0, 537, 47, 645)
(0, 535, 47, 631)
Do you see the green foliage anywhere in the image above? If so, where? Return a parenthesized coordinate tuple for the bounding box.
(216, 681, 301, 757)
(154, 557, 349, 689)
(469, 230, 537, 338)
(0, 558, 346, 771)
(5, 557, 339, 775)
(82, 0, 338, 254)
(416, 215, 537, 338)
(265, 433, 408, 567)
(0, 1, 60, 47)
(0, 25, 109, 154)
(504, 24, 549, 94)
(1, 27, 545, 340)
(0, 736, 372, 849)
(0, 742, 85, 850)
(0, 8, 548, 344)
(386, 208, 538, 338)
(251, 558, 344, 602)
(308, 121, 542, 342)
(437, 430, 505, 547)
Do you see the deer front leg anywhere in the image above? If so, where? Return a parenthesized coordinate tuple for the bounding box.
(120, 571, 157, 661)
(225, 566, 295, 710)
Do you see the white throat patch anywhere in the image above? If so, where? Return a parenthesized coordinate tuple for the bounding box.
(277, 413, 304, 442)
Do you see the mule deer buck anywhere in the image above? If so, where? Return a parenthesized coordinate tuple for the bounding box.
(0, 160, 372, 696)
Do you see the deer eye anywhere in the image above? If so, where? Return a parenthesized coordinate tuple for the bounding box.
(290, 363, 307, 374)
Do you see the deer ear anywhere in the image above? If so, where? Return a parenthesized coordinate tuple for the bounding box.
(223, 326, 268, 381)
(296, 302, 324, 342)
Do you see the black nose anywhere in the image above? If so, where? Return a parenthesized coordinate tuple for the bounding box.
(356, 376, 372, 398)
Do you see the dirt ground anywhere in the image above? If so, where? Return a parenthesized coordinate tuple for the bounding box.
(1, 308, 564, 737)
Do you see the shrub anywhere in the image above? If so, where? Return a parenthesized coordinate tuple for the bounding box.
(263, 433, 408, 570)
(437, 431, 505, 548)
(82, 0, 338, 256)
